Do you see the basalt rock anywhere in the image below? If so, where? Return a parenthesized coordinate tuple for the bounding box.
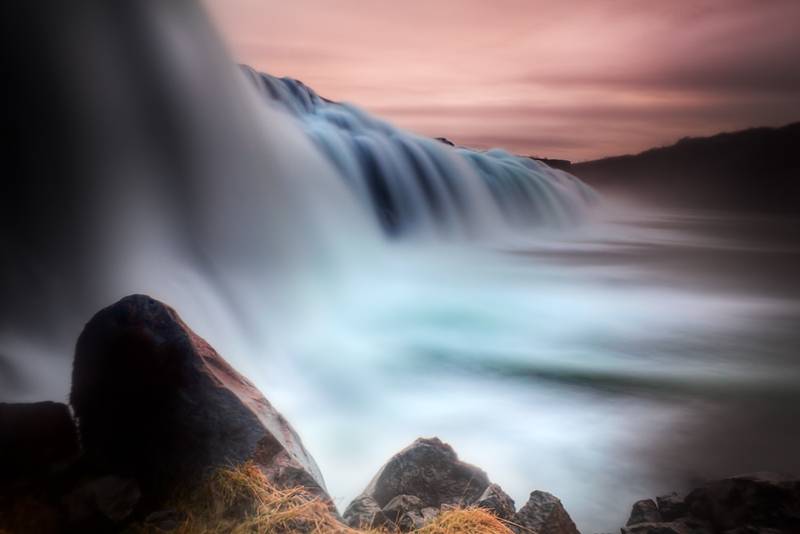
(513, 490, 580, 534)
(344, 437, 514, 530)
(69, 294, 330, 505)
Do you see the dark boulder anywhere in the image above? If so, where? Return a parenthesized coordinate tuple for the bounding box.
(0, 401, 79, 484)
(513, 490, 580, 534)
(344, 437, 513, 530)
(627, 499, 662, 525)
(684, 473, 800, 532)
(69, 294, 330, 504)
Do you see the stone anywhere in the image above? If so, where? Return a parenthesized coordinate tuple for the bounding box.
(69, 294, 330, 504)
(656, 493, 688, 522)
(343, 494, 388, 529)
(627, 499, 662, 525)
(684, 473, 800, 533)
(0, 401, 79, 483)
(476, 483, 516, 521)
(620, 517, 712, 534)
(63, 475, 141, 528)
(344, 437, 502, 528)
(346, 437, 490, 513)
(144, 509, 187, 531)
(513, 490, 580, 534)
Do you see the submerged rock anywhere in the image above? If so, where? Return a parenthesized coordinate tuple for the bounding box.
(344, 437, 515, 530)
(513, 490, 580, 534)
(70, 294, 330, 503)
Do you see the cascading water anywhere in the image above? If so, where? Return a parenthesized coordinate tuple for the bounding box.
(241, 66, 597, 239)
(10, 3, 800, 533)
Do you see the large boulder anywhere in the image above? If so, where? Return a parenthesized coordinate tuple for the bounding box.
(69, 294, 330, 504)
(513, 490, 580, 534)
(0, 401, 79, 484)
(343, 437, 513, 530)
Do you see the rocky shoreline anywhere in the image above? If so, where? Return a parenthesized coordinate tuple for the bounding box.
(2, 295, 798, 533)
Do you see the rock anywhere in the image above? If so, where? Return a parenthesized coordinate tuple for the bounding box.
(63, 475, 141, 525)
(344, 437, 505, 528)
(435, 137, 456, 147)
(620, 517, 712, 534)
(144, 509, 187, 531)
(513, 490, 580, 534)
(347, 437, 490, 511)
(656, 493, 687, 522)
(684, 473, 800, 532)
(0, 401, 79, 483)
(69, 294, 330, 504)
(627, 499, 662, 525)
(343, 494, 388, 529)
(382, 494, 427, 531)
(477, 483, 516, 521)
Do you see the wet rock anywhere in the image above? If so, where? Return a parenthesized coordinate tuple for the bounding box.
(70, 294, 330, 504)
(476, 483, 516, 521)
(0, 401, 79, 483)
(627, 499, 662, 525)
(513, 490, 580, 534)
(684, 473, 800, 532)
(656, 493, 687, 522)
(344, 437, 510, 528)
(347, 437, 490, 511)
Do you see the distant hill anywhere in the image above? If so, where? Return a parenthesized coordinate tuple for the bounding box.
(570, 122, 800, 213)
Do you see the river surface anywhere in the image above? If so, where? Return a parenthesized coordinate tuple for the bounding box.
(257, 201, 800, 532)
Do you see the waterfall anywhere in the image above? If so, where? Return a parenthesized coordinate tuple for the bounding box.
(241, 67, 597, 239)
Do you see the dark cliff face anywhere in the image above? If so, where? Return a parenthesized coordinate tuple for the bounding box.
(571, 122, 800, 214)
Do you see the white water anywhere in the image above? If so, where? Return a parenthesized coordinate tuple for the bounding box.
(4, 4, 800, 533)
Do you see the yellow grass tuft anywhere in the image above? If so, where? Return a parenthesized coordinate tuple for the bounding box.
(131, 462, 514, 534)
(415, 508, 513, 534)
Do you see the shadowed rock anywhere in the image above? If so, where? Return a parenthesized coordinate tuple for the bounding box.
(621, 473, 800, 534)
(513, 490, 580, 534)
(684, 473, 800, 532)
(69, 294, 330, 503)
(0, 402, 79, 484)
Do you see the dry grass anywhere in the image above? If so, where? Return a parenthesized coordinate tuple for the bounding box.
(415, 508, 513, 534)
(130, 462, 514, 534)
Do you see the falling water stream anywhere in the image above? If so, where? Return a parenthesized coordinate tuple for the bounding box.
(3, 3, 800, 532)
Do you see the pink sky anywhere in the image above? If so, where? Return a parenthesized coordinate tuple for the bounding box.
(207, 0, 800, 161)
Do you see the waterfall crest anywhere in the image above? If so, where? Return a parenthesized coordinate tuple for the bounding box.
(241, 67, 597, 239)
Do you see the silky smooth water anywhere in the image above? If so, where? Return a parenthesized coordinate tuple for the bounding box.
(4, 4, 800, 533)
